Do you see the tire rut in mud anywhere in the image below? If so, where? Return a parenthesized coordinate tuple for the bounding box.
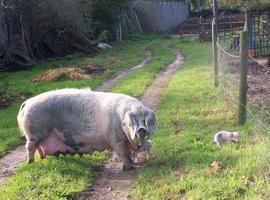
(78, 52, 184, 200)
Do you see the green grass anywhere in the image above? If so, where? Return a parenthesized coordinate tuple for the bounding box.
(0, 153, 107, 200)
(0, 34, 180, 199)
(2, 36, 270, 199)
(131, 40, 270, 199)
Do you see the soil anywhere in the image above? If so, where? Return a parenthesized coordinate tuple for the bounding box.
(78, 52, 183, 200)
(78, 156, 137, 200)
(32, 66, 107, 82)
(96, 51, 152, 92)
(141, 53, 183, 110)
(248, 74, 270, 107)
(0, 92, 31, 109)
(248, 59, 270, 108)
(0, 145, 26, 185)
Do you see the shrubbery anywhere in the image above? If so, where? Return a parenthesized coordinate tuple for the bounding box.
(0, 0, 131, 71)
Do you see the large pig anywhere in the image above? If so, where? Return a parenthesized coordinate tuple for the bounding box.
(17, 88, 156, 170)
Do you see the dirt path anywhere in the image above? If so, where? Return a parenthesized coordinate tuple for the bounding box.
(78, 52, 183, 200)
(0, 54, 152, 186)
(0, 145, 25, 184)
(141, 53, 183, 110)
(97, 51, 152, 92)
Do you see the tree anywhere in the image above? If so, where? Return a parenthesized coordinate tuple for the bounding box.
(218, 0, 261, 11)
(91, 0, 131, 38)
(0, 0, 133, 71)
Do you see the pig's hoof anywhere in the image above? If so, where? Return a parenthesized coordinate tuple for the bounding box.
(132, 163, 144, 168)
(123, 164, 135, 171)
(27, 158, 34, 164)
(78, 153, 84, 157)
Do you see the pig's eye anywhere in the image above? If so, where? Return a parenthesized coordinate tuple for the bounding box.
(129, 123, 132, 126)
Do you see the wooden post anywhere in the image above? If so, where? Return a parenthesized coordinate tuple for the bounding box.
(199, 16, 202, 42)
(119, 15, 123, 41)
(134, 10, 143, 33)
(212, 20, 218, 87)
(212, 0, 218, 87)
(238, 30, 248, 125)
(223, 15, 226, 42)
(244, 12, 249, 31)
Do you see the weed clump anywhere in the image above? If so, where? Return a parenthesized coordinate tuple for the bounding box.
(32, 67, 90, 82)
(53, 72, 73, 81)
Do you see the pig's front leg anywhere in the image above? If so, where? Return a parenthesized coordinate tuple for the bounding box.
(111, 142, 134, 170)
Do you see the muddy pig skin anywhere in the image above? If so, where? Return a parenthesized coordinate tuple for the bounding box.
(17, 88, 156, 170)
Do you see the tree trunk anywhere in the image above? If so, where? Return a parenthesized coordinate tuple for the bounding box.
(0, 5, 8, 52)
(0, 0, 34, 71)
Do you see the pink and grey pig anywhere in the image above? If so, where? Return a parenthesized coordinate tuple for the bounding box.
(17, 88, 156, 170)
(213, 131, 240, 145)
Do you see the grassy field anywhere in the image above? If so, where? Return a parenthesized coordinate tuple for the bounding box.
(1, 35, 270, 199)
(0, 35, 180, 199)
(132, 40, 270, 199)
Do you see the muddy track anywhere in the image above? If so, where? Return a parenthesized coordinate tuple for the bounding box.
(0, 54, 152, 186)
(97, 51, 152, 92)
(0, 145, 25, 184)
(78, 52, 183, 200)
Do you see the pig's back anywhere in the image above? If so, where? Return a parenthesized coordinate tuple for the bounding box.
(21, 89, 102, 136)
(19, 89, 141, 139)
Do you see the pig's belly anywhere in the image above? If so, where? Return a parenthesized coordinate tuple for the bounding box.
(39, 133, 109, 156)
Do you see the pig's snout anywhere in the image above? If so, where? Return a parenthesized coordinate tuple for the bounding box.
(137, 127, 148, 139)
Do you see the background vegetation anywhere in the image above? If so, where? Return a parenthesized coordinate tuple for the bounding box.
(0, 0, 131, 71)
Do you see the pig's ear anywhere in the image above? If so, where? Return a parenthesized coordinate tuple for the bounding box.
(145, 109, 157, 135)
(122, 111, 138, 140)
(129, 113, 138, 140)
(235, 131, 240, 136)
(233, 132, 240, 140)
(229, 133, 234, 139)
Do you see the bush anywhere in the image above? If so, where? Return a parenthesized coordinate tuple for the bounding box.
(0, 75, 9, 98)
(53, 72, 73, 81)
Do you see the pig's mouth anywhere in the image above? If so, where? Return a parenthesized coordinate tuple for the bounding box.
(124, 127, 149, 151)
(134, 128, 150, 147)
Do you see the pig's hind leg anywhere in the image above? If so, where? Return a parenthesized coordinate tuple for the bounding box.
(23, 119, 50, 163)
(37, 146, 46, 159)
(25, 131, 48, 163)
(25, 140, 38, 163)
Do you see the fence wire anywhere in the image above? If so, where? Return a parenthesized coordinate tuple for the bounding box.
(217, 39, 270, 133)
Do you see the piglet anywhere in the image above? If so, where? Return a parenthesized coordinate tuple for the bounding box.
(213, 131, 240, 145)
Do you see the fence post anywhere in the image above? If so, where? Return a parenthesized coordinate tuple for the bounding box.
(212, 19, 218, 87)
(199, 16, 202, 42)
(238, 30, 248, 125)
(212, 0, 218, 87)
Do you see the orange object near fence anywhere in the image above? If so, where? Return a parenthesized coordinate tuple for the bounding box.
(248, 49, 255, 57)
(238, 48, 255, 57)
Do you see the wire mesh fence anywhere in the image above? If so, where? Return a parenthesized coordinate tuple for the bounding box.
(217, 38, 270, 133)
(218, 33, 240, 56)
